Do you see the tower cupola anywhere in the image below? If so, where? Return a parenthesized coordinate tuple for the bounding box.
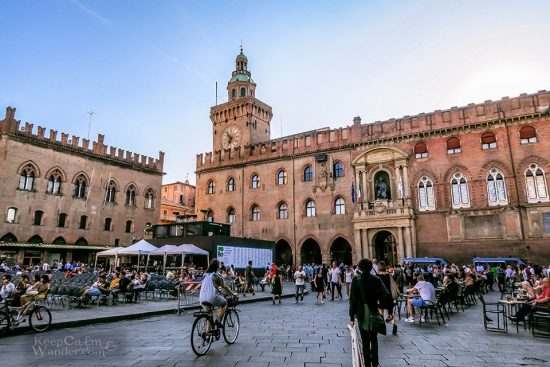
(228, 46, 256, 100)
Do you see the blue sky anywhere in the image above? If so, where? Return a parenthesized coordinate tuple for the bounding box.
(2, 1, 550, 184)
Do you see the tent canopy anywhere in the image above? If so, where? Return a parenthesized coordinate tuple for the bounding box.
(175, 243, 209, 256)
(118, 239, 157, 255)
(96, 247, 124, 256)
(148, 244, 179, 256)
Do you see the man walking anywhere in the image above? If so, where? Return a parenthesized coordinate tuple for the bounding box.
(243, 260, 255, 297)
(294, 265, 306, 303)
(349, 259, 390, 367)
(329, 261, 342, 301)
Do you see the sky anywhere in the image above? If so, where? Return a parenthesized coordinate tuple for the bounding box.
(1, 0, 550, 185)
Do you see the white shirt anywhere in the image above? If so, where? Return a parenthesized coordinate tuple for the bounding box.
(329, 267, 341, 283)
(1, 282, 15, 298)
(345, 271, 354, 283)
(294, 271, 306, 286)
(415, 280, 436, 303)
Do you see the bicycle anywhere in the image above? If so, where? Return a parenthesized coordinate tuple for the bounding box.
(0, 298, 52, 335)
(190, 294, 240, 356)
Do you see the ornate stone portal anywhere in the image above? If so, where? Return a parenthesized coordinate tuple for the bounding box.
(352, 147, 416, 265)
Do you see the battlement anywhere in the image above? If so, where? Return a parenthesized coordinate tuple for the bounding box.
(0, 107, 165, 173)
(196, 90, 550, 170)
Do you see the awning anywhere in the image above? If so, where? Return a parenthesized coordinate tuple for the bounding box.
(0, 242, 109, 251)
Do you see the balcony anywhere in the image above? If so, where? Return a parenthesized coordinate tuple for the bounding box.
(354, 199, 415, 219)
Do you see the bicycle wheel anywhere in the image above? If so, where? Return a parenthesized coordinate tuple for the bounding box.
(29, 306, 52, 332)
(223, 309, 240, 344)
(0, 311, 10, 336)
(191, 315, 212, 356)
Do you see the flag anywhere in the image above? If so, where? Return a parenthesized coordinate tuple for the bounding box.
(351, 182, 356, 203)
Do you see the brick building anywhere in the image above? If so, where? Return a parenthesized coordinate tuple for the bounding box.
(0, 107, 163, 266)
(195, 50, 550, 266)
(160, 180, 196, 223)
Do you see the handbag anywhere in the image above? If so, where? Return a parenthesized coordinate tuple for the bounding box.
(361, 304, 387, 335)
(389, 275, 400, 300)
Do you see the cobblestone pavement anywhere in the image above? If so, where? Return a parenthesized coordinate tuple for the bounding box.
(0, 290, 547, 367)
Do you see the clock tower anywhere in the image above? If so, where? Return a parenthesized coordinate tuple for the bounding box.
(210, 47, 273, 152)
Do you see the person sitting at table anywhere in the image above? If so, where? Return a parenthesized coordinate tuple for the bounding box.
(442, 274, 459, 296)
(405, 274, 436, 323)
(509, 277, 550, 322)
(519, 281, 537, 301)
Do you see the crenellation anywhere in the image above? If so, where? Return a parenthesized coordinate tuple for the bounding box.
(109, 146, 116, 158)
(141, 154, 147, 165)
(37, 126, 45, 139)
(24, 122, 33, 134)
(71, 135, 79, 148)
(49, 129, 57, 142)
(125, 151, 132, 162)
(82, 138, 90, 151)
(61, 133, 68, 145)
(133, 152, 139, 164)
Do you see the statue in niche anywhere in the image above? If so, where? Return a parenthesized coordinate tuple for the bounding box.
(318, 162, 328, 190)
(374, 171, 391, 200)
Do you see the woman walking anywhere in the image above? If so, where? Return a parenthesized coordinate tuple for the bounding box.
(271, 269, 283, 304)
(344, 266, 354, 300)
(314, 268, 326, 303)
(377, 261, 398, 335)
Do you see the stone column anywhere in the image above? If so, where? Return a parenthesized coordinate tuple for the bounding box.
(361, 229, 369, 259)
(353, 229, 362, 264)
(404, 226, 413, 257)
(410, 220, 417, 257)
(397, 226, 405, 262)
(403, 165, 411, 198)
(394, 165, 402, 199)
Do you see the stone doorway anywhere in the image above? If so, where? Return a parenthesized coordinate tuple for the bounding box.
(275, 239, 293, 266)
(300, 238, 322, 265)
(373, 230, 398, 266)
(330, 237, 352, 265)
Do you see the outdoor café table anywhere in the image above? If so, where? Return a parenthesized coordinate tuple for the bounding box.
(498, 298, 528, 316)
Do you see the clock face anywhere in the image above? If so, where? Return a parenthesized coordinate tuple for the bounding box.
(222, 125, 242, 149)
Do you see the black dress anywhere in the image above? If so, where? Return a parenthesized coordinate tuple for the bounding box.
(271, 275, 282, 295)
(314, 274, 325, 292)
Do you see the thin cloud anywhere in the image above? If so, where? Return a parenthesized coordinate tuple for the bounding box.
(70, 0, 112, 25)
(157, 50, 210, 85)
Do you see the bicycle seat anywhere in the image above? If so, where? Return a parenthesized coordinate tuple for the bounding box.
(201, 301, 213, 307)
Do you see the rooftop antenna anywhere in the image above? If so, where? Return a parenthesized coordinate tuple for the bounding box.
(87, 111, 95, 140)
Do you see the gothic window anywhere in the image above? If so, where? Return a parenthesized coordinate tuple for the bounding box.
(6, 208, 17, 224)
(418, 176, 435, 211)
(207, 180, 215, 195)
(79, 215, 87, 230)
(333, 161, 344, 178)
(125, 220, 133, 233)
(481, 132, 497, 149)
(74, 174, 87, 198)
(144, 188, 155, 209)
(303, 165, 313, 182)
(125, 185, 137, 206)
(251, 205, 260, 221)
(278, 202, 288, 219)
(227, 177, 235, 192)
(447, 137, 462, 154)
(277, 170, 287, 185)
(525, 164, 549, 203)
(334, 197, 346, 215)
(206, 210, 214, 222)
(18, 164, 36, 191)
(34, 210, 44, 226)
(58, 213, 68, 227)
(305, 200, 316, 217)
(487, 169, 508, 205)
(105, 180, 117, 203)
(450, 172, 470, 208)
(251, 174, 260, 189)
(231, 89, 236, 100)
(227, 208, 236, 223)
(240, 87, 246, 97)
(47, 170, 63, 195)
(414, 142, 428, 158)
(104, 218, 112, 231)
(519, 126, 537, 144)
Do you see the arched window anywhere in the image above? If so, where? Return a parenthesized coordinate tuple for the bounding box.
(227, 208, 236, 223)
(278, 202, 288, 219)
(251, 174, 260, 189)
(305, 200, 316, 217)
(206, 210, 214, 222)
(79, 215, 87, 230)
(105, 180, 117, 203)
(125, 220, 133, 233)
(414, 142, 428, 158)
(525, 164, 549, 203)
(6, 208, 17, 224)
(144, 188, 155, 209)
(447, 137, 461, 154)
(450, 172, 470, 208)
(251, 205, 260, 221)
(58, 213, 68, 227)
(487, 168, 507, 205)
(334, 197, 346, 215)
(418, 176, 435, 211)
(303, 165, 313, 182)
(74, 174, 87, 198)
(18, 164, 36, 191)
(227, 177, 235, 192)
(34, 210, 44, 226)
(481, 132, 497, 149)
(0, 233, 17, 242)
(47, 170, 63, 195)
(277, 170, 287, 185)
(519, 126, 537, 144)
(53, 236, 66, 245)
(333, 161, 344, 178)
(240, 87, 246, 97)
(207, 180, 215, 194)
(125, 185, 137, 206)
(74, 237, 88, 246)
(104, 218, 112, 231)
(231, 89, 236, 100)
(28, 235, 43, 244)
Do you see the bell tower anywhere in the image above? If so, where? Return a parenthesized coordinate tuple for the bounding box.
(210, 47, 273, 152)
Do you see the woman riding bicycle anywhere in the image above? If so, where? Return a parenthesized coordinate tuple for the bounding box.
(199, 259, 237, 327)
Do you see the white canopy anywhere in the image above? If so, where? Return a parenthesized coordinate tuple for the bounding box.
(145, 244, 179, 273)
(118, 239, 157, 255)
(176, 244, 209, 256)
(94, 247, 125, 270)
